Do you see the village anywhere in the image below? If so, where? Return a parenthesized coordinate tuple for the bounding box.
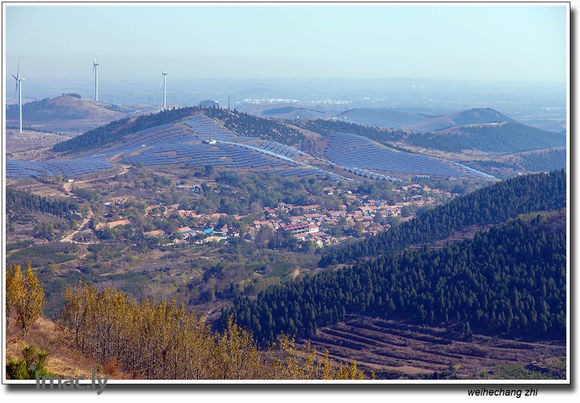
(92, 182, 454, 248)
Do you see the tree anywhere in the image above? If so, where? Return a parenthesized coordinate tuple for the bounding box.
(6, 264, 25, 329)
(10, 263, 45, 334)
(6, 344, 52, 380)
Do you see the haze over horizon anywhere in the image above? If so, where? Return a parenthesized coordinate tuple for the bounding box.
(5, 3, 568, 84)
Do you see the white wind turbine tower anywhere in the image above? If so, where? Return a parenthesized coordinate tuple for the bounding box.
(161, 70, 168, 109)
(12, 61, 25, 134)
(93, 59, 100, 101)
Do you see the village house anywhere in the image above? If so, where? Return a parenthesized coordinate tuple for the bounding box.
(178, 210, 198, 218)
(288, 215, 306, 224)
(143, 230, 165, 237)
(176, 226, 195, 238)
(95, 219, 131, 230)
(145, 204, 163, 216)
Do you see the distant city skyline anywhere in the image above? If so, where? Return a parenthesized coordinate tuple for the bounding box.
(4, 3, 568, 85)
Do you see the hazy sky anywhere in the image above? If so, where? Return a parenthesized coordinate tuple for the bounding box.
(4, 3, 568, 83)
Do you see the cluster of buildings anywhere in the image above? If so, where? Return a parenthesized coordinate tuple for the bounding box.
(251, 184, 451, 247)
(95, 201, 239, 244)
(93, 183, 451, 248)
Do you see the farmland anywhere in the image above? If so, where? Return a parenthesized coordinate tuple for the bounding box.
(306, 315, 566, 380)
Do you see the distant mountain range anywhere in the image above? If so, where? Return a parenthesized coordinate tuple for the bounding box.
(314, 107, 565, 154)
(5, 94, 128, 134)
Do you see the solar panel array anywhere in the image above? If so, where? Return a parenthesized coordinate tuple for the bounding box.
(343, 167, 401, 182)
(8, 114, 343, 180)
(6, 157, 112, 178)
(183, 114, 237, 141)
(120, 141, 294, 170)
(94, 124, 195, 157)
(257, 141, 305, 159)
(324, 132, 488, 178)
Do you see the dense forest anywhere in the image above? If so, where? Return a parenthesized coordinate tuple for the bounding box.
(224, 214, 566, 345)
(6, 187, 78, 218)
(406, 123, 566, 153)
(319, 170, 566, 267)
(293, 118, 406, 145)
(53, 107, 202, 153)
(521, 150, 567, 172)
(205, 107, 304, 145)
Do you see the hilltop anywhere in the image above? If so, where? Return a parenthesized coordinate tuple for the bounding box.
(403, 108, 515, 132)
(335, 108, 424, 129)
(405, 121, 565, 153)
(6, 94, 128, 134)
(396, 108, 565, 153)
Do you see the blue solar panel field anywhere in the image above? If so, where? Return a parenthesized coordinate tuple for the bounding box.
(323, 132, 493, 179)
(6, 157, 113, 178)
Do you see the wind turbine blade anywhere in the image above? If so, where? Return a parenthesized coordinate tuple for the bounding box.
(12, 74, 17, 80)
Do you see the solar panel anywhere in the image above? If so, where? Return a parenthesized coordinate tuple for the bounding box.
(324, 132, 490, 178)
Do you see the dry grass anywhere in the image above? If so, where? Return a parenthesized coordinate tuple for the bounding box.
(6, 316, 129, 379)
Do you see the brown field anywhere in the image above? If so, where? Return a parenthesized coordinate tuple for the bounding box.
(306, 315, 566, 380)
(6, 129, 70, 160)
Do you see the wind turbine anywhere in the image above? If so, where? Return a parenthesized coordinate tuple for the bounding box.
(12, 61, 24, 134)
(93, 59, 100, 101)
(161, 70, 168, 109)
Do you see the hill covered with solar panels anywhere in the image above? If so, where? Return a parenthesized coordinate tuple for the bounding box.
(7, 107, 334, 180)
(7, 105, 494, 181)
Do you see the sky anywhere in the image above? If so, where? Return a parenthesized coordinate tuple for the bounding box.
(4, 2, 568, 83)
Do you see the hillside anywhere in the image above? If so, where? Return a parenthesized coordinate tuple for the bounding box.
(262, 106, 326, 120)
(53, 106, 305, 155)
(395, 107, 565, 154)
(403, 108, 514, 133)
(320, 170, 565, 266)
(6, 94, 127, 134)
(205, 107, 304, 145)
(52, 106, 200, 153)
(6, 272, 366, 380)
(336, 108, 424, 129)
(406, 122, 566, 153)
(226, 207, 566, 346)
(292, 118, 406, 144)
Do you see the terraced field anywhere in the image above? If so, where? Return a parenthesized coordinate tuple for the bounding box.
(306, 315, 566, 380)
